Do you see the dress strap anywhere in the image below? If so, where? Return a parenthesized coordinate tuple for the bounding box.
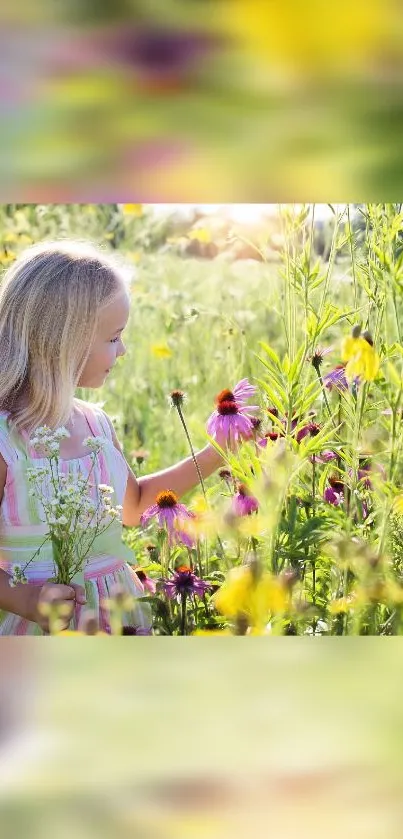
(78, 402, 112, 441)
(0, 413, 26, 464)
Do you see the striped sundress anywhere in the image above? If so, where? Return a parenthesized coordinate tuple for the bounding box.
(0, 401, 152, 635)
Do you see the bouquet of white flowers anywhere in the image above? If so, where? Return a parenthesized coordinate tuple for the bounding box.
(10, 425, 123, 588)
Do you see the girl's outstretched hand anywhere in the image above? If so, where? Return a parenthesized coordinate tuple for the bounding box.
(27, 582, 87, 633)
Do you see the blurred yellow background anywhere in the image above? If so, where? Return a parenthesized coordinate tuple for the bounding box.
(1, 0, 403, 199)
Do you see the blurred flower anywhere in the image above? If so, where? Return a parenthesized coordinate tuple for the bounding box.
(120, 203, 143, 216)
(220, 0, 388, 80)
(350, 456, 386, 489)
(250, 416, 263, 433)
(232, 483, 259, 516)
(162, 565, 210, 600)
(323, 364, 349, 392)
(133, 568, 157, 595)
(104, 26, 221, 94)
(131, 448, 150, 467)
(213, 563, 289, 630)
(312, 449, 337, 464)
(296, 422, 320, 443)
(145, 544, 160, 563)
(140, 490, 195, 546)
(258, 430, 282, 448)
(324, 475, 345, 506)
(151, 343, 172, 359)
(342, 328, 380, 382)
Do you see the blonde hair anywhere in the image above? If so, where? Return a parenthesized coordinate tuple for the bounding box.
(0, 240, 131, 437)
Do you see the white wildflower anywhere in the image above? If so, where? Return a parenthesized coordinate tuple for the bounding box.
(83, 436, 105, 452)
(36, 426, 52, 436)
(53, 427, 70, 440)
(98, 484, 113, 493)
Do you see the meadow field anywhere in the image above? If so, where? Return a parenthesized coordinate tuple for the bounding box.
(2, 203, 403, 635)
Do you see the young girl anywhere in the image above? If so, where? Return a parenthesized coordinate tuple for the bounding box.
(0, 240, 223, 635)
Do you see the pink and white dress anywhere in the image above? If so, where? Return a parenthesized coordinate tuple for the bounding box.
(0, 402, 151, 635)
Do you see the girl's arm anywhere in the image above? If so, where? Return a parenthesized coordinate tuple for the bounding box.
(106, 419, 224, 528)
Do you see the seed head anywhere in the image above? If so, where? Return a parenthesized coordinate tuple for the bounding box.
(156, 490, 179, 508)
(215, 388, 235, 404)
(170, 389, 186, 408)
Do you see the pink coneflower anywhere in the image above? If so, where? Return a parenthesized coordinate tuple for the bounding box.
(214, 377, 257, 408)
(232, 378, 257, 404)
(350, 457, 386, 490)
(207, 378, 259, 446)
(207, 400, 256, 445)
(323, 364, 349, 392)
(232, 484, 259, 516)
(296, 422, 321, 443)
(140, 490, 195, 545)
(310, 449, 337, 464)
(162, 565, 210, 600)
(133, 568, 157, 595)
(258, 430, 281, 448)
(324, 475, 345, 506)
(121, 626, 153, 635)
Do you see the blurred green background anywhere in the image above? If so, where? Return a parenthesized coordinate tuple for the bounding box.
(2, 0, 403, 199)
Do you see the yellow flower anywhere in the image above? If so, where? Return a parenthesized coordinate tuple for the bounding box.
(188, 228, 211, 243)
(342, 334, 380, 381)
(121, 203, 143, 216)
(219, 0, 388, 79)
(213, 565, 288, 629)
(151, 343, 172, 359)
(328, 595, 356, 614)
(0, 249, 17, 266)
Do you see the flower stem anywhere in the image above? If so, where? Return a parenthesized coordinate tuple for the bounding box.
(175, 404, 207, 500)
(180, 591, 187, 636)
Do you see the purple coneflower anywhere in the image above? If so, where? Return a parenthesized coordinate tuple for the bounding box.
(162, 565, 210, 600)
(207, 400, 256, 445)
(232, 484, 259, 516)
(121, 626, 153, 635)
(258, 430, 281, 448)
(323, 364, 349, 392)
(207, 378, 259, 446)
(310, 449, 337, 464)
(324, 475, 345, 506)
(133, 568, 157, 595)
(232, 378, 257, 404)
(296, 422, 321, 443)
(350, 457, 386, 490)
(140, 490, 195, 545)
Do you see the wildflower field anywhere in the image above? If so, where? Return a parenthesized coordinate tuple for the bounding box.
(2, 203, 403, 635)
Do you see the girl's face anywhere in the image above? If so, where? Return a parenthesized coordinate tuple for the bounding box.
(77, 289, 130, 388)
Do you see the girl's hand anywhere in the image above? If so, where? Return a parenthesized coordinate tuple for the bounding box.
(27, 582, 87, 633)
